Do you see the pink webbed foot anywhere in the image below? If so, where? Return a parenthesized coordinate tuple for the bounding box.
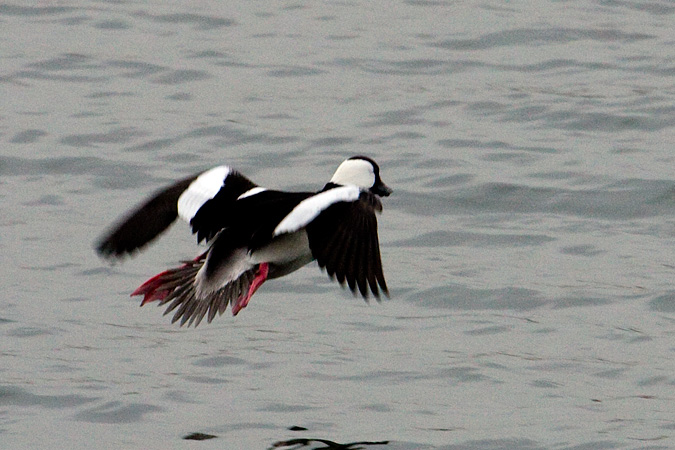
(231, 263, 269, 316)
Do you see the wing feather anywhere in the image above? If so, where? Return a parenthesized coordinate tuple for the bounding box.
(184, 169, 257, 243)
(96, 166, 259, 259)
(273, 186, 360, 236)
(334, 222, 353, 285)
(366, 230, 380, 297)
(372, 226, 388, 296)
(355, 213, 370, 297)
(96, 175, 197, 258)
(306, 191, 388, 300)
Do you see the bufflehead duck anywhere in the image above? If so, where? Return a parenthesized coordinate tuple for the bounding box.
(96, 156, 392, 326)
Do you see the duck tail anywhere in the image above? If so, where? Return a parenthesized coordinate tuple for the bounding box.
(131, 253, 268, 327)
(132, 252, 207, 306)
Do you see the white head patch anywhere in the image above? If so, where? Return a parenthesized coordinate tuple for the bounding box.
(330, 159, 375, 188)
(177, 166, 230, 222)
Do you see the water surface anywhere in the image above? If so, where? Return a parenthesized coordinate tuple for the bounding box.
(1, 1, 674, 449)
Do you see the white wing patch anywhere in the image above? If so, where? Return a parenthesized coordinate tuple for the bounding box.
(177, 166, 231, 223)
(237, 187, 267, 200)
(273, 185, 360, 236)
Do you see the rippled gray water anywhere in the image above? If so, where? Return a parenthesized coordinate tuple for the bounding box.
(2, 1, 674, 449)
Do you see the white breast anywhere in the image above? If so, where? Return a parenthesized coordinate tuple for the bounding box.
(251, 231, 311, 264)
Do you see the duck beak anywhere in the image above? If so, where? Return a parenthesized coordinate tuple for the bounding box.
(372, 182, 392, 197)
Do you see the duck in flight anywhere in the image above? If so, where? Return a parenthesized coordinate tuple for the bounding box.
(96, 156, 392, 327)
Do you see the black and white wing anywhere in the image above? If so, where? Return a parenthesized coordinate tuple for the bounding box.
(96, 166, 257, 259)
(181, 167, 257, 243)
(272, 186, 388, 298)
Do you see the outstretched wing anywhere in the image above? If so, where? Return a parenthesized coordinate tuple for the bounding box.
(304, 191, 388, 299)
(96, 175, 197, 258)
(96, 166, 257, 259)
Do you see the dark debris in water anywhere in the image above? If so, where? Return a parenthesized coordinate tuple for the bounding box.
(270, 438, 389, 450)
(183, 432, 217, 441)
